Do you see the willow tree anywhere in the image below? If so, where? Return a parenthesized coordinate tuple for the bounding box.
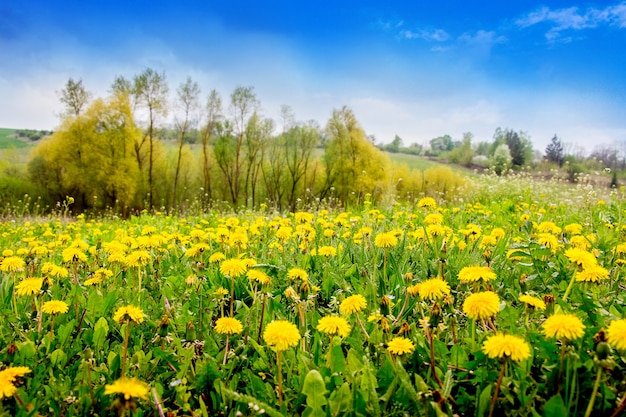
(28, 92, 141, 212)
(321, 106, 390, 205)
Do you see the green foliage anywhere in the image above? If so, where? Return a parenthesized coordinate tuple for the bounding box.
(0, 176, 622, 415)
(322, 106, 390, 204)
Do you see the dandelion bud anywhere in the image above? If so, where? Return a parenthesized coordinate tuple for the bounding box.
(186, 321, 196, 340)
(398, 321, 411, 336)
(381, 317, 390, 333)
(403, 272, 413, 282)
(159, 314, 170, 337)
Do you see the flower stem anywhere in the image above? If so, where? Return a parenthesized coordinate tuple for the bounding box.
(277, 350, 284, 407)
(584, 366, 603, 417)
(426, 325, 443, 389)
(223, 335, 230, 365)
(122, 320, 131, 376)
(356, 315, 370, 340)
(489, 360, 507, 417)
(562, 272, 577, 303)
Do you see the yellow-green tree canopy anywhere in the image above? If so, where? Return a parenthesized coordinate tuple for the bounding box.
(321, 106, 390, 204)
(28, 92, 141, 211)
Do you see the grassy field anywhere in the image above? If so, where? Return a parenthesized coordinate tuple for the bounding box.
(0, 128, 30, 149)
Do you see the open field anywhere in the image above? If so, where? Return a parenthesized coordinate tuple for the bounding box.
(0, 128, 30, 149)
(0, 176, 624, 415)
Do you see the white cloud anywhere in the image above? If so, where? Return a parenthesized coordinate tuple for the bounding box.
(400, 28, 450, 42)
(458, 30, 507, 47)
(516, 2, 626, 40)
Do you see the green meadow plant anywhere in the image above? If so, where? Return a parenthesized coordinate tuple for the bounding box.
(0, 180, 625, 415)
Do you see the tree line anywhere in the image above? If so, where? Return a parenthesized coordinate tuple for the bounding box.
(22, 70, 466, 214)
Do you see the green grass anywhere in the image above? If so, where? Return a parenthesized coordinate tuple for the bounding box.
(0, 128, 30, 149)
(385, 151, 472, 174)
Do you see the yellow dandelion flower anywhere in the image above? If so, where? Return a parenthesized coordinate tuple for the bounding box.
(0, 256, 25, 272)
(209, 252, 226, 263)
(482, 334, 531, 362)
(263, 320, 301, 351)
(424, 213, 444, 225)
(570, 235, 591, 250)
(104, 377, 149, 400)
(215, 317, 243, 335)
(462, 291, 501, 320)
(84, 276, 103, 286)
(417, 197, 437, 209)
(247, 269, 271, 285)
(542, 313, 585, 341)
(458, 265, 497, 283)
(15, 278, 43, 296)
(41, 300, 69, 315)
(426, 224, 448, 238)
(287, 267, 308, 281)
(94, 268, 113, 280)
(607, 319, 626, 351)
(275, 226, 293, 241)
(0, 366, 31, 400)
(113, 305, 145, 325)
(214, 287, 229, 297)
(62, 247, 87, 263)
(374, 232, 398, 248)
(316, 315, 351, 338)
(519, 294, 546, 310)
(340, 294, 367, 315)
(407, 284, 421, 297)
(185, 243, 210, 258)
(220, 258, 248, 277)
(564, 223, 583, 235)
(575, 265, 610, 282)
(417, 278, 450, 300)
(125, 250, 151, 267)
(537, 233, 562, 252)
(317, 246, 337, 257)
(564, 248, 597, 270)
(387, 337, 415, 355)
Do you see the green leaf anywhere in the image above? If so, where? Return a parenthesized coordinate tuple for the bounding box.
(50, 348, 67, 368)
(330, 344, 346, 374)
(57, 319, 75, 346)
(93, 317, 109, 352)
(542, 394, 567, 417)
(302, 369, 328, 417)
(478, 385, 492, 417)
(329, 382, 352, 416)
(17, 340, 36, 361)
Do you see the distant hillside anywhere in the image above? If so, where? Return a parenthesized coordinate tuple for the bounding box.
(0, 128, 51, 149)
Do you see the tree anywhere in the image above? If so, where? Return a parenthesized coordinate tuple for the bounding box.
(214, 86, 259, 206)
(199, 89, 222, 206)
(447, 132, 474, 166)
(493, 128, 533, 169)
(29, 92, 141, 212)
(491, 143, 512, 175)
(321, 106, 390, 205)
(429, 135, 454, 155)
(172, 76, 200, 207)
(545, 135, 565, 167)
(133, 68, 169, 209)
(58, 78, 92, 117)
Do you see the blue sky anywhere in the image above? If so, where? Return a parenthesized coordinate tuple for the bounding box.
(1, 1, 625, 153)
